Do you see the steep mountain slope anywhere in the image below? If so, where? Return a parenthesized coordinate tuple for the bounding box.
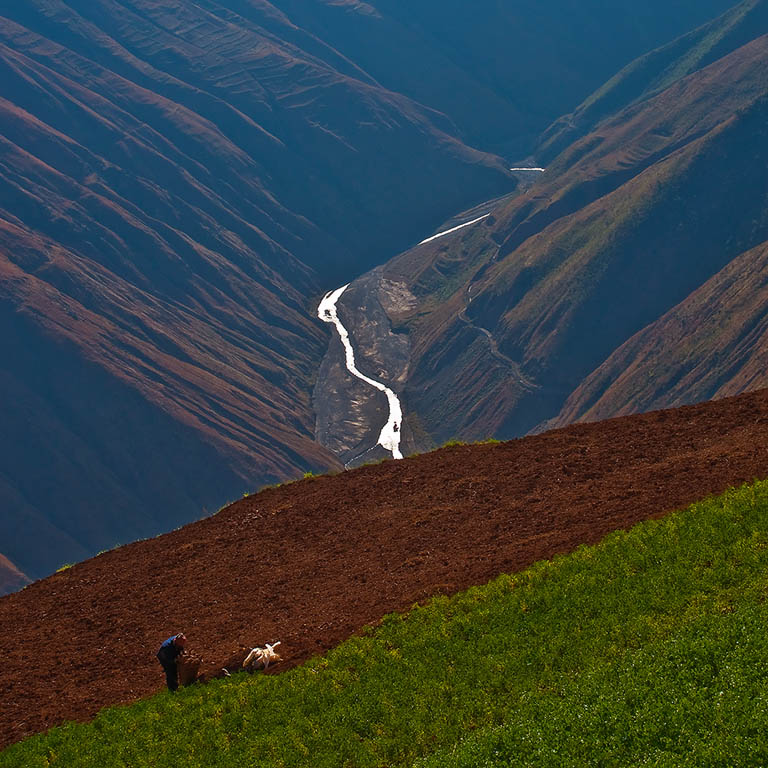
(554, 240, 768, 425)
(365, 29, 768, 450)
(2, 2, 510, 271)
(539, 0, 768, 161)
(1, 388, 767, 749)
(272, 0, 737, 156)
(0, 0, 513, 580)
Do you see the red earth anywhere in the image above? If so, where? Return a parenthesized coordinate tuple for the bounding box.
(2, 388, 768, 749)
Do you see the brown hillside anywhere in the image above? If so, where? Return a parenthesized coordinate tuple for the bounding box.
(2, 388, 768, 749)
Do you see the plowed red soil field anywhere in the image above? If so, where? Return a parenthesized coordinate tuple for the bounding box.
(2, 389, 768, 749)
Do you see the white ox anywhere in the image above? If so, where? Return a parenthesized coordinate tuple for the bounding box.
(242, 641, 282, 672)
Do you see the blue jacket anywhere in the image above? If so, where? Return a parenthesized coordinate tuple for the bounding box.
(156, 635, 183, 667)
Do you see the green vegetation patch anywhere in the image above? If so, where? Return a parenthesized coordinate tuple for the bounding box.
(4, 481, 768, 767)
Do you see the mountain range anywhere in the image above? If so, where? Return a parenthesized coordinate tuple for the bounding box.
(0, 0, 754, 585)
(338, 0, 768, 453)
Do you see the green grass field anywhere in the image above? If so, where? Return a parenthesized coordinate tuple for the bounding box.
(4, 480, 768, 767)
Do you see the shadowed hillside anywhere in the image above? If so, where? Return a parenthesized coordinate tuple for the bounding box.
(0, 0, 745, 582)
(554, 240, 768, 425)
(539, 0, 768, 160)
(268, 0, 737, 156)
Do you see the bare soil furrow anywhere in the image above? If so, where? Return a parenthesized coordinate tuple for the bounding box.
(1, 388, 768, 748)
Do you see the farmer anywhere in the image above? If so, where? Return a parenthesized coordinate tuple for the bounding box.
(156, 632, 187, 692)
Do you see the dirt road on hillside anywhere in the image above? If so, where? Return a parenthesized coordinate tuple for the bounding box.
(2, 389, 768, 749)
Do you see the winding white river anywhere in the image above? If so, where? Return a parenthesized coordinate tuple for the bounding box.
(318, 285, 404, 460)
(418, 213, 491, 245)
(318, 180, 547, 463)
